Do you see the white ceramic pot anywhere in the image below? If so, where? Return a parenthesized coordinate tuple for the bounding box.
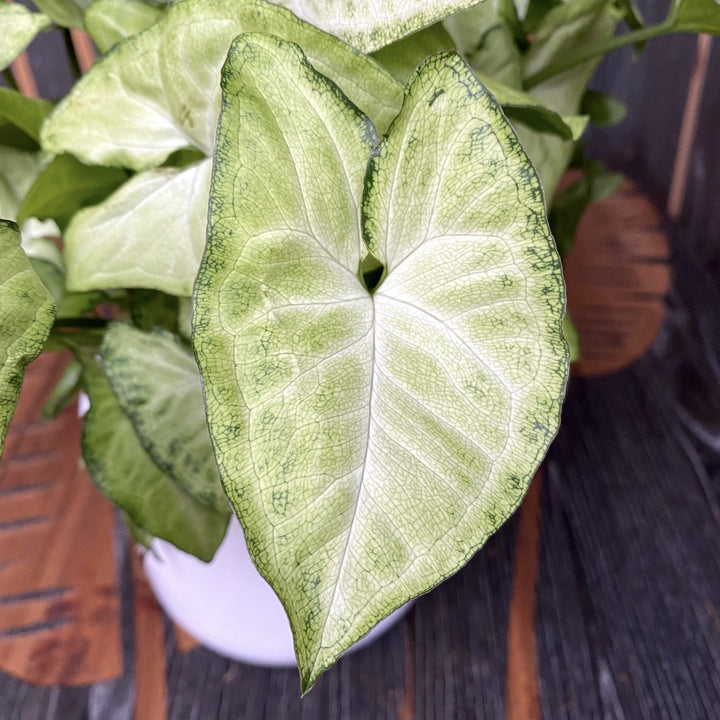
(143, 517, 412, 667)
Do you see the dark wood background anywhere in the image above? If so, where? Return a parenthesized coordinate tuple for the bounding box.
(1, 2, 719, 717)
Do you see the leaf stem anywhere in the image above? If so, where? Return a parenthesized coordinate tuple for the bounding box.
(524, 21, 673, 89)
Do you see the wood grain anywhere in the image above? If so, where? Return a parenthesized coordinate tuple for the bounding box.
(131, 551, 168, 720)
(0, 353, 121, 686)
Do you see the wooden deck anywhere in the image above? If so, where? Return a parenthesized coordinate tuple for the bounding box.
(1, 5, 719, 718)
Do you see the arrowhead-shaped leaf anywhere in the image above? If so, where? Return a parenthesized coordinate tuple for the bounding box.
(63, 160, 210, 294)
(0, 220, 56, 453)
(194, 36, 568, 689)
(270, 0, 481, 52)
(77, 347, 228, 561)
(41, 0, 403, 171)
(0, 4, 51, 71)
(101, 323, 228, 513)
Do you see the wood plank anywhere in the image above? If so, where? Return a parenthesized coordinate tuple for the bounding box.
(165, 607, 408, 718)
(506, 471, 542, 720)
(537, 358, 720, 719)
(131, 552, 167, 720)
(413, 520, 516, 720)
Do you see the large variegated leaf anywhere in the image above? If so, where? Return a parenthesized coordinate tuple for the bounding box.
(194, 36, 568, 690)
(77, 348, 228, 561)
(101, 323, 228, 513)
(0, 4, 51, 71)
(41, 0, 403, 171)
(64, 160, 210, 294)
(0, 220, 56, 453)
(271, 0, 480, 52)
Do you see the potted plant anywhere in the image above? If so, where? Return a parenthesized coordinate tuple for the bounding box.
(1, 0, 718, 693)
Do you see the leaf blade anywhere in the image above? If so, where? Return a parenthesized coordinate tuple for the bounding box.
(41, 0, 403, 171)
(77, 347, 228, 561)
(197, 39, 568, 690)
(101, 323, 229, 513)
(0, 4, 51, 71)
(271, 0, 482, 52)
(63, 160, 210, 294)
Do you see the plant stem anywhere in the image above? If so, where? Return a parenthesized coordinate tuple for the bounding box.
(1, 68, 19, 92)
(524, 21, 673, 89)
(53, 318, 109, 329)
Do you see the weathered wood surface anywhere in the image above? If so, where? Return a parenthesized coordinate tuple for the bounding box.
(2, 6, 720, 718)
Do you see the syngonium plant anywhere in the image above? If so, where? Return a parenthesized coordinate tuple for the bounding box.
(1, 0, 719, 691)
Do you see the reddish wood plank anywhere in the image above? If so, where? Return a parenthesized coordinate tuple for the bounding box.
(507, 471, 543, 720)
(132, 551, 168, 720)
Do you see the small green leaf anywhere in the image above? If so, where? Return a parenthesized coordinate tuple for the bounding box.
(549, 161, 622, 255)
(102, 323, 229, 513)
(580, 88, 627, 128)
(130, 289, 180, 334)
(476, 73, 584, 140)
(63, 160, 210, 295)
(563, 314, 580, 363)
(41, 0, 403, 171)
(76, 347, 228, 561)
(196, 37, 567, 690)
(522, 0, 617, 114)
(32, 0, 92, 29)
(518, 0, 617, 197)
(28, 258, 64, 306)
(668, 0, 720, 33)
(0, 220, 56, 453)
(0, 89, 54, 151)
(17, 153, 129, 231)
(523, 0, 562, 31)
(20, 225, 108, 319)
(85, 0, 164, 53)
(0, 147, 47, 222)
(0, 4, 51, 71)
(444, 0, 524, 87)
(270, 0, 481, 51)
(42, 358, 83, 419)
